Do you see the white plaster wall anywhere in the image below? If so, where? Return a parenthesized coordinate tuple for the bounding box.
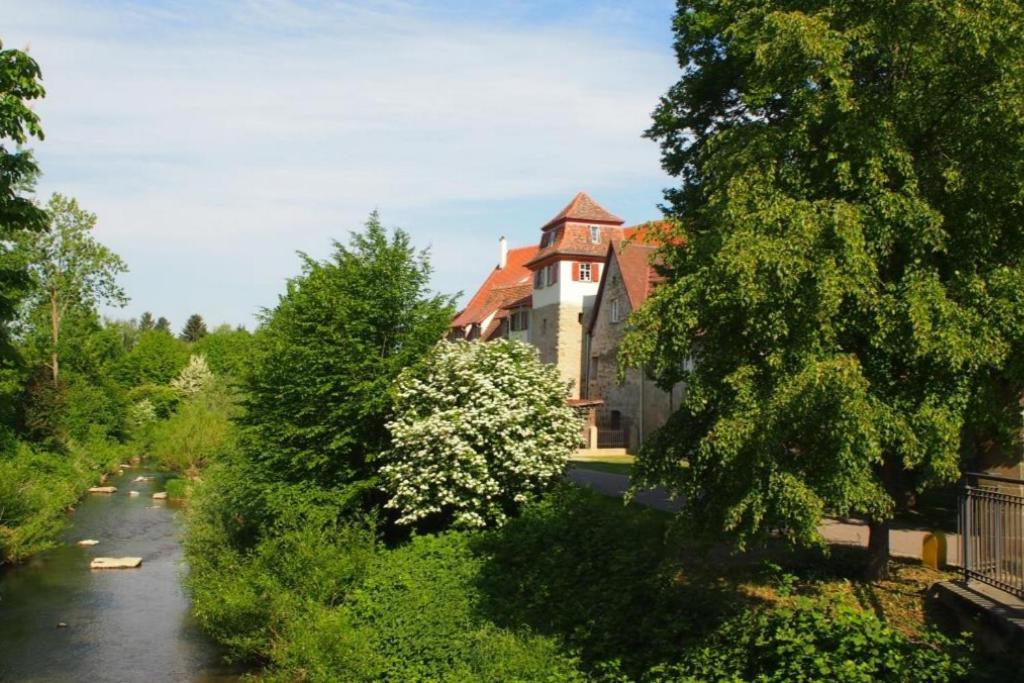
(531, 260, 600, 310)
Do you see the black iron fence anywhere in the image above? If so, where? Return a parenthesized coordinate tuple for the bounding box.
(959, 472, 1024, 598)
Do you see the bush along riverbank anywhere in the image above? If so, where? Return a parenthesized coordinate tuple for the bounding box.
(187, 480, 985, 682)
(181, 221, 999, 682)
(0, 436, 131, 564)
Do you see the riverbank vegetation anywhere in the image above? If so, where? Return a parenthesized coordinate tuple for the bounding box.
(0, 40, 247, 562)
(178, 215, 984, 681)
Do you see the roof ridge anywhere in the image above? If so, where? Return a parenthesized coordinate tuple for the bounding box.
(541, 191, 623, 229)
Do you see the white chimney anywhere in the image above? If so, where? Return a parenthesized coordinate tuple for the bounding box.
(498, 236, 508, 269)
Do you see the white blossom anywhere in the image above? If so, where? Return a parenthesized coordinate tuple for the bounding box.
(381, 339, 581, 528)
(171, 354, 213, 397)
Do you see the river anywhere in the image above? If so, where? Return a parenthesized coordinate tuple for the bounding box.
(0, 468, 240, 682)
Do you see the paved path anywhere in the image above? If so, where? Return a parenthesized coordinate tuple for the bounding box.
(567, 467, 961, 565)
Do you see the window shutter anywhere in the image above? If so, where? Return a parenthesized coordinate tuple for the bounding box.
(592, 264, 601, 282)
(572, 262, 580, 281)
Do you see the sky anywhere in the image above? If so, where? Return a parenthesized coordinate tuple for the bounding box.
(3, 0, 680, 330)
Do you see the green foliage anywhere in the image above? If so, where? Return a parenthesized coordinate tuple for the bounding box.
(149, 379, 237, 473)
(622, 0, 1024, 564)
(164, 477, 187, 499)
(239, 211, 455, 488)
(0, 38, 48, 383)
(155, 316, 171, 334)
(383, 339, 579, 529)
(192, 324, 253, 379)
(126, 383, 179, 418)
(646, 596, 969, 682)
(0, 437, 127, 563)
(185, 460, 379, 660)
(17, 193, 128, 382)
(294, 532, 582, 683)
(114, 329, 190, 387)
(180, 313, 208, 342)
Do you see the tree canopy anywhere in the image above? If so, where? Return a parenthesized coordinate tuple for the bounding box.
(180, 314, 208, 342)
(18, 193, 128, 382)
(622, 0, 1024, 576)
(240, 212, 455, 490)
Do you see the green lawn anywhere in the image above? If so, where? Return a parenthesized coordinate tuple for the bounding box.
(569, 461, 633, 477)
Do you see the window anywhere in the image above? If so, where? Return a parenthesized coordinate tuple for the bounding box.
(541, 318, 548, 335)
(510, 310, 529, 332)
(590, 225, 601, 244)
(590, 355, 599, 378)
(579, 262, 593, 282)
(610, 298, 621, 323)
(546, 263, 559, 287)
(534, 269, 544, 289)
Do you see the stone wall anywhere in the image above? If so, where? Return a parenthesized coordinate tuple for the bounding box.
(585, 251, 682, 452)
(531, 301, 583, 398)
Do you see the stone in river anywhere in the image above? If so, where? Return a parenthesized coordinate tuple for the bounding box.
(88, 486, 117, 494)
(90, 557, 143, 569)
(57, 622, 67, 628)
(132, 476, 154, 482)
(152, 491, 167, 500)
(77, 539, 99, 546)
(129, 490, 140, 497)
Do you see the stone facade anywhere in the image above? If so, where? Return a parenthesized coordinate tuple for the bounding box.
(583, 246, 681, 451)
(531, 301, 584, 398)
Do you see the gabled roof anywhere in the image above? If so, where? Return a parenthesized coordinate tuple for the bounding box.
(541, 192, 624, 230)
(451, 247, 537, 328)
(586, 239, 662, 334)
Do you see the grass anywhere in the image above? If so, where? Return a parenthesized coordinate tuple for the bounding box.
(570, 461, 633, 476)
(569, 452, 635, 477)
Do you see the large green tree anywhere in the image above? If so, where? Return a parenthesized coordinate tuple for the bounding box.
(623, 0, 1024, 577)
(180, 313, 208, 342)
(240, 212, 455, 492)
(0, 40, 47, 441)
(19, 193, 128, 383)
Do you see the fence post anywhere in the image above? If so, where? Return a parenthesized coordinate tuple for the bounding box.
(963, 484, 971, 585)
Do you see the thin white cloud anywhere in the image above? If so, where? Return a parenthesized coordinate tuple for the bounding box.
(3, 0, 677, 325)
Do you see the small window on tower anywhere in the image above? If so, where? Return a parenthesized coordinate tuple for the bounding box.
(590, 225, 601, 244)
(579, 262, 593, 282)
(610, 298, 621, 323)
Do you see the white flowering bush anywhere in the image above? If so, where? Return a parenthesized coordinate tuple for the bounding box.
(381, 339, 581, 529)
(171, 354, 213, 397)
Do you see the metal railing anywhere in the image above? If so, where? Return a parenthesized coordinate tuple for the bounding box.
(959, 472, 1024, 598)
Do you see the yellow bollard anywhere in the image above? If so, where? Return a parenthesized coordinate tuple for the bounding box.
(922, 532, 947, 569)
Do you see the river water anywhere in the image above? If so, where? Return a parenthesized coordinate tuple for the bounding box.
(0, 468, 240, 682)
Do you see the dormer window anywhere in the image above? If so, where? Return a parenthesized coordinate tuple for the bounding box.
(590, 225, 601, 244)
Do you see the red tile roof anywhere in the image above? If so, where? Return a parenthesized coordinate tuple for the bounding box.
(615, 240, 662, 310)
(586, 239, 662, 334)
(541, 192, 624, 230)
(451, 247, 538, 329)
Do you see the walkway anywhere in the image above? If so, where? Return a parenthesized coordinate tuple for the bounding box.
(567, 467, 961, 564)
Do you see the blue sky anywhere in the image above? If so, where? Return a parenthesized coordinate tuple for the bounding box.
(3, 0, 679, 329)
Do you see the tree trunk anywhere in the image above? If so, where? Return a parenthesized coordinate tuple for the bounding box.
(49, 287, 60, 384)
(865, 519, 891, 580)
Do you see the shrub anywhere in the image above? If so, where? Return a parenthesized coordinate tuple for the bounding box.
(165, 478, 187, 499)
(645, 595, 971, 682)
(382, 339, 580, 528)
(185, 461, 378, 661)
(0, 437, 127, 563)
(149, 380, 237, 473)
(267, 532, 583, 682)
